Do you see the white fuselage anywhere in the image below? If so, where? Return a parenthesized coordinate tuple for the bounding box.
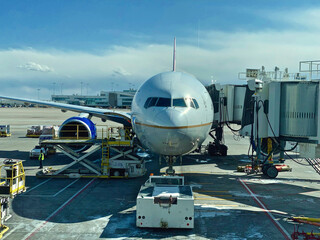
(131, 71, 214, 156)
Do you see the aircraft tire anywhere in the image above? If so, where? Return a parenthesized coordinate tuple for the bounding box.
(220, 145, 228, 156)
(208, 143, 217, 156)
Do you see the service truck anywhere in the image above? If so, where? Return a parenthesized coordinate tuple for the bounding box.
(136, 175, 194, 229)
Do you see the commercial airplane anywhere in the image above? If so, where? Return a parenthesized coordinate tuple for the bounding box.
(0, 39, 214, 173)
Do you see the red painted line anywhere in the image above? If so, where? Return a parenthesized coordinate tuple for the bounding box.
(23, 178, 96, 240)
(239, 179, 291, 240)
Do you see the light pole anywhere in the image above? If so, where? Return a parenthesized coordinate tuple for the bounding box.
(81, 82, 83, 95)
(37, 88, 40, 100)
(53, 82, 56, 95)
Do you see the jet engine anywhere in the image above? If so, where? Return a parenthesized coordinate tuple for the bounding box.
(58, 116, 97, 152)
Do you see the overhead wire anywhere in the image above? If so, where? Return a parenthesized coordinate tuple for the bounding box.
(218, 92, 307, 166)
(285, 152, 309, 166)
(265, 109, 299, 152)
(222, 97, 242, 141)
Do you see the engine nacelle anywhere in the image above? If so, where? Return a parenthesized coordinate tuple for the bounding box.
(58, 116, 97, 152)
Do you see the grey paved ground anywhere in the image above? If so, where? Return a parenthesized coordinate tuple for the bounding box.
(0, 108, 319, 239)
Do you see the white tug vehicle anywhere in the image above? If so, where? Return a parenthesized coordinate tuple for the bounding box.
(136, 175, 194, 229)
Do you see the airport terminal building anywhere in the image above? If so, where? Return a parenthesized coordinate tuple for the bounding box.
(0, 90, 136, 108)
(51, 89, 136, 108)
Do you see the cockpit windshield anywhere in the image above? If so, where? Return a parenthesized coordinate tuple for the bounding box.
(184, 98, 199, 109)
(148, 97, 158, 107)
(173, 98, 186, 107)
(156, 98, 171, 107)
(193, 99, 199, 109)
(144, 97, 199, 109)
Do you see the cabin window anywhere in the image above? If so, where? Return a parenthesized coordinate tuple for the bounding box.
(173, 98, 187, 107)
(156, 98, 171, 107)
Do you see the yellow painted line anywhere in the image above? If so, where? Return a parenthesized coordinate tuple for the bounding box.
(194, 192, 229, 195)
(196, 204, 239, 207)
(135, 121, 212, 129)
(302, 190, 320, 194)
(212, 205, 239, 207)
(188, 182, 214, 185)
(195, 190, 228, 193)
(195, 198, 235, 201)
(194, 193, 232, 197)
(161, 172, 213, 174)
(160, 172, 213, 175)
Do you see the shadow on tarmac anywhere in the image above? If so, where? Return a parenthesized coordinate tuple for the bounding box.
(5, 151, 320, 238)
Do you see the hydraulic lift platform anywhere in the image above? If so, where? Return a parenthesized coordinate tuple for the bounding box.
(37, 138, 146, 179)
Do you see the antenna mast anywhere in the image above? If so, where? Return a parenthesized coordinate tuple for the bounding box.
(173, 37, 176, 71)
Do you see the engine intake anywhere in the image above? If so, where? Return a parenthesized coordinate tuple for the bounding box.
(59, 117, 97, 152)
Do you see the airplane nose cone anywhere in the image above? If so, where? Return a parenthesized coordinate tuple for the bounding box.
(154, 108, 188, 127)
(149, 108, 195, 155)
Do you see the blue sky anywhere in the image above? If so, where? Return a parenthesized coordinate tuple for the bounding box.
(1, 0, 316, 50)
(1, 0, 320, 98)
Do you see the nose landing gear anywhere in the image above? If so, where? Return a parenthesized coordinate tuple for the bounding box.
(165, 156, 176, 175)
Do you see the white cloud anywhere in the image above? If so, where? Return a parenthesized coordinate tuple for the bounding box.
(1, 7, 320, 98)
(18, 62, 54, 72)
(112, 67, 131, 77)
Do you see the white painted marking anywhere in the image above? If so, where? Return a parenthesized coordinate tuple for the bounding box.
(25, 179, 51, 193)
(52, 179, 80, 197)
(2, 223, 24, 239)
(21, 178, 96, 240)
(20, 179, 79, 198)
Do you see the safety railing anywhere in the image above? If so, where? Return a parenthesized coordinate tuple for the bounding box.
(0, 160, 25, 198)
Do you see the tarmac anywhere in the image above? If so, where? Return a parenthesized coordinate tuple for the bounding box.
(0, 107, 320, 240)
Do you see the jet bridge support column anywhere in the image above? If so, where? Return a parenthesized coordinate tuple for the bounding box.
(279, 140, 286, 163)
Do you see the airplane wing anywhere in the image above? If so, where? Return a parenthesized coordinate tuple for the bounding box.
(0, 96, 132, 127)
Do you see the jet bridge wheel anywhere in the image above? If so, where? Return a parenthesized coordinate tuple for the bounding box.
(263, 165, 278, 179)
(262, 164, 269, 175)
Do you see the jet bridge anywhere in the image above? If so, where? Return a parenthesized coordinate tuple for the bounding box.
(208, 61, 320, 178)
(206, 83, 247, 156)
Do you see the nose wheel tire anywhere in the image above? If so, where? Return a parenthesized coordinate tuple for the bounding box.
(166, 165, 175, 175)
(165, 156, 176, 175)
